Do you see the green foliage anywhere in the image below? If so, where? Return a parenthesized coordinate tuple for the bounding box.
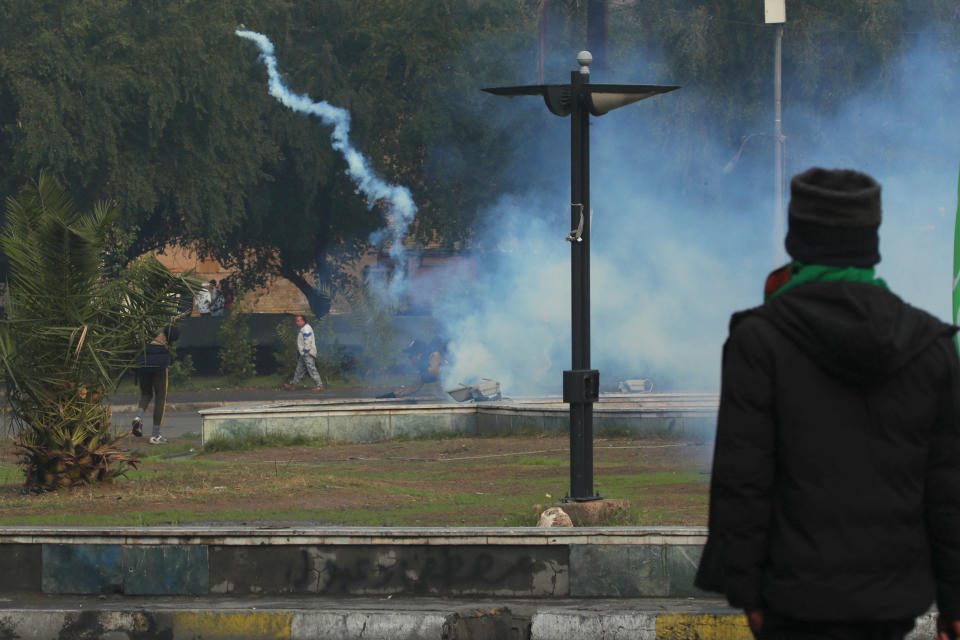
(318, 342, 355, 382)
(0, 173, 201, 491)
(0, 0, 539, 316)
(310, 315, 354, 382)
(272, 317, 298, 373)
(1, 0, 957, 315)
(339, 275, 401, 375)
(217, 297, 257, 384)
(0, 1, 279, 255)
(166, 348, 195, 387)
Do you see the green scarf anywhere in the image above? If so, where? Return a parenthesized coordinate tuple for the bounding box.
(764, 261, 889, 302)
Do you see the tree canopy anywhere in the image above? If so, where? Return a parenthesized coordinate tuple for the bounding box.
(0, 0, 957, 313)
(0, 0, 539, 315)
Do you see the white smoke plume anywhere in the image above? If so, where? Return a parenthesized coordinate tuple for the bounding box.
(436, 33, 960, 397)
(235, 29, 416, 305)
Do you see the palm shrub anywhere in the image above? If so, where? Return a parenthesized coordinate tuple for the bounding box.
(0, 173, 201, 491)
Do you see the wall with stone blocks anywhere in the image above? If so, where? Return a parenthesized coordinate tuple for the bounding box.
(0, 529, 709, 598)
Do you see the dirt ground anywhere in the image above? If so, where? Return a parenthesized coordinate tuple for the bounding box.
(0, 434, 714, 527)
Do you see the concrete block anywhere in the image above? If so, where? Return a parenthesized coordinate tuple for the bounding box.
(123, 544, 208, 595)
(391, 411, 473, 439)
(477, 411, 561, 436)
(292, 611, 449, 640)
(666, 545, 711, 597)
(569, 545, 667, 597)
(42, 544, 123, 594)
(173, 610, 293, 638)
(655, 612, 752, 639)
(531, 611, 656, 640)
(210, 546, 315, 594)
(263, 415, 329, 439)
(0, 610, 68, 638)
(327, 414, 390, 443)
(204, 417, 265, 442)
(0, 611, 70, 639)
(0, 543, 41, 592)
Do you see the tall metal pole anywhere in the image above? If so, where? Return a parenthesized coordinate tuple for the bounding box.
(773, 23, 785, 262)
(568, 60, 595, 500)
(482, 52, 677, 502)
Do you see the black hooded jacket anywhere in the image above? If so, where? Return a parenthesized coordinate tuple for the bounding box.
(695, 281, 960, 621)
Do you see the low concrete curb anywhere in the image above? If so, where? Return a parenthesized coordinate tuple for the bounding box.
(0, 597, 938, 640)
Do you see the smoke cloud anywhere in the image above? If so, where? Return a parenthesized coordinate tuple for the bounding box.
(434, 32, 960, 396)
(236, 26, 959, 398)
(235, 29, 417, 305)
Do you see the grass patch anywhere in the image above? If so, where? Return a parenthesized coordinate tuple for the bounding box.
(0, 436, 713, 527)
(201, 433, 329, 453)
(515, 457, 566, 466)
(0, 464, 21, 484)
(596, 425, 641, 439)
(126, 440, 201, 460)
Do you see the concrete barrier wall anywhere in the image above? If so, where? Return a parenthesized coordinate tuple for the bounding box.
(0, 527, 709, 598)
(200, 396, 719, 445)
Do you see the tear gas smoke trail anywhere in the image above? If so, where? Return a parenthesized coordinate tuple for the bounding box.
(235, 29, 416, 304)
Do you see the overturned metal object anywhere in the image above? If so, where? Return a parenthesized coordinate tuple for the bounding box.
(447, 379, 502, 402)
(618, 379, 653, 393)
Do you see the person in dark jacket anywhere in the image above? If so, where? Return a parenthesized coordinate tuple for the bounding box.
(131, 326, 179, 444)
(377, 338, 447, 399)
(695, 167, 960, 640)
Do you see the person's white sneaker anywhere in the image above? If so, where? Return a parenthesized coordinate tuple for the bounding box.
(149, 435, 168, 444)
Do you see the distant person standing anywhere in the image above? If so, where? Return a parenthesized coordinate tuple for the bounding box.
(695, 167, 960, 640)
(131, 326, 179, 444)
(209, 279, 225, 317)
(195, 282, 212, 316)
(284, 315, 324, 391)
(221, 279, 235, 313)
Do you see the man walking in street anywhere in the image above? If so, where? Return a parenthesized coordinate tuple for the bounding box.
(284, 314, 324, 391)
(695, 167, 960, 640)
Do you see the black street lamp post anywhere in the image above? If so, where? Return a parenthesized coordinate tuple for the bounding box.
(484, 52, 678, 501)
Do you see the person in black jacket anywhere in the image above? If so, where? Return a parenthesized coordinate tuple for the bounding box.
(377, 338, 447, 399)
(131, 326, 179, 444)
(695, 167, 960, 640)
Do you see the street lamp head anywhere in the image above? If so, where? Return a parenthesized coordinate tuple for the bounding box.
(577, 51, 593, 75)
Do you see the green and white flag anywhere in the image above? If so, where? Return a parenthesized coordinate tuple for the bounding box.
(954, 164, 960, 346)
